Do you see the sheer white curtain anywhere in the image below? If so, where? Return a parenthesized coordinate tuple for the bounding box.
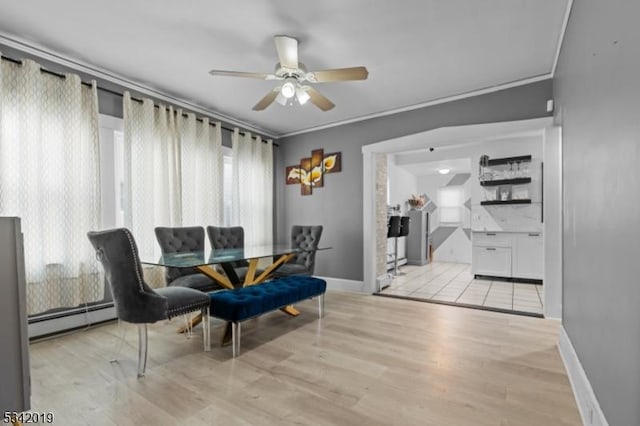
(0, 58, 102, 315)
(123, 94, 223, 281)
(180, 114, 223, 227)
(123, 93, 182, 264)
(231, 129, 273, 246)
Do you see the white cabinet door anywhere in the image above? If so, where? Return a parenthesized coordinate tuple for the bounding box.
(472, 246, 512, 278)
(513, 233, 543, 279)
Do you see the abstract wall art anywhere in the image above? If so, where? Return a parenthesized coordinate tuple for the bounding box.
(286, 149, 342, 195)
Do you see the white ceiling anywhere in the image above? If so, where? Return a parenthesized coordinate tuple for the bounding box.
(398, 157, 471, 177)
(0, 0, 569, 137)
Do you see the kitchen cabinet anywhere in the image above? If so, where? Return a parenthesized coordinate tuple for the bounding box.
(512, 233, 543, 279)
(472, 231, 543, 281)
(472, 246, 511, 278)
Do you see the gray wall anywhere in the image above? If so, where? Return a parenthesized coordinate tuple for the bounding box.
(553, 1, 640, 425)
(277, 80, 553, 281)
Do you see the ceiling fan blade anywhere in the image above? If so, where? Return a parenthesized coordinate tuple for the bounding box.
(252, 90, 280, 111)
(274, 36, 299, 69)
(306, 87, 335, 111)
(209, 70, 276, 80)
(309, 66, 369, 82)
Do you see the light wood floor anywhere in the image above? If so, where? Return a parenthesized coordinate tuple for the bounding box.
(29, 292, 580, 425)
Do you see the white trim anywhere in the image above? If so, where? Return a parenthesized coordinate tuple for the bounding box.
(543, 126, 563, 319)
(0, 32, 276, 139)
(362, 117, 553, 155)
(279, 74, 552, 138)
(318, 276, 366, 293)
(551, 0, 574, 77)
(558, 326, 609, 426)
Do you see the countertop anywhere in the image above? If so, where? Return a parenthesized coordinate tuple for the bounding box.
(471, 230, 542, 234)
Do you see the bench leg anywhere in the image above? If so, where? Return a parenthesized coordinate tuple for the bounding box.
(280, 305, 300, 316)
(318, 294, 325, 318)
(232, 322, 241, 357)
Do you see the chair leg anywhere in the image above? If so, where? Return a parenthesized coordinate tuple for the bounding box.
(232, 322, 241, 357)
(110, 319, 127, 363)
(318, 294, 325, 318)
(137, 324, 148, 378)
(202, 307, 211, 352)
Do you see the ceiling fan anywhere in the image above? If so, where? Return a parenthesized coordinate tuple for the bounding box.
(209, 35, 369, 112)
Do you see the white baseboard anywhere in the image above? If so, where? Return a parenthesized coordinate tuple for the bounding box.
(557, 326, 609, 426)
(317, 276, 366, 293)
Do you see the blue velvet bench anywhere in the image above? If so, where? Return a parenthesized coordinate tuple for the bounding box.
(208, 276, 327, 356)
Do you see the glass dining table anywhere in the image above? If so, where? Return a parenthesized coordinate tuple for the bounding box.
(140, 244, 329, 338)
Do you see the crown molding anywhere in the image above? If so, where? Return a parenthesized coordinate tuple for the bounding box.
(0, 32, 277, 139)
(551, 0, 574, 77)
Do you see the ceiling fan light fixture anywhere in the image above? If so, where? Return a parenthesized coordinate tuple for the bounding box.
(275, 92, 288, 106)
(296, 86, 310, 105)
(280, 78, 297, 98)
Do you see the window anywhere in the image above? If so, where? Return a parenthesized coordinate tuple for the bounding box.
(98, 115, 125, 229)
(438, 186, 463, 225)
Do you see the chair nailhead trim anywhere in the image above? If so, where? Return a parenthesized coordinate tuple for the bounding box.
(124, 229, 146, 293)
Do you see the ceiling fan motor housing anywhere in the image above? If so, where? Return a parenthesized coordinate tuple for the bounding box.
(275, 62, 307, 80)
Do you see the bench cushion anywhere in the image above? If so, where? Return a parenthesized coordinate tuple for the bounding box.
(208, 276, 326, 322)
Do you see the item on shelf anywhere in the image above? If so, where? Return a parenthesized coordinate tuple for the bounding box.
(515, 161, 522, 177)
(512, 186, 529, 200)
(499, 186, 511, 201)
(484, 188, 497, 201)
(478, 154, 493, 182)
(407, 194, 426, 209)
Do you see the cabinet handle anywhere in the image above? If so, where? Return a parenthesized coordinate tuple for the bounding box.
(486, 233, 497, 236)
(486, 248, 496, 251)
(528, 233, 540, 236)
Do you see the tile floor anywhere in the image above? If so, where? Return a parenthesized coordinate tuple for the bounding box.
(379, 262, 544, 316)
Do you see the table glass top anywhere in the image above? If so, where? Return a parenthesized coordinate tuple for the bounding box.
(140, 244, 329, 268)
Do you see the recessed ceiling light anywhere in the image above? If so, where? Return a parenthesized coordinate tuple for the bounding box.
(438, 168, 450, 175)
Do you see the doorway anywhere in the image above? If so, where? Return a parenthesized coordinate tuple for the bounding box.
(362, 118, 562, 318)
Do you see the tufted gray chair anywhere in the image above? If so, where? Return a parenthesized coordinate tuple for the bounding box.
(273, 225, 323, 278)
(206, 226, 262, 284)
(87, 228, 211, 377)
(155, 226, 222, 292)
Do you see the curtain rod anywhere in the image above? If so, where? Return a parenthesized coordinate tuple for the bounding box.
(0, 54, 276, 146)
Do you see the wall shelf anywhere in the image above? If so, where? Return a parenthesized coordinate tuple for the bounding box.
(481, 199, 531, 205)
(480, 177, 531, 187)
(486, 155, 532, 166)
